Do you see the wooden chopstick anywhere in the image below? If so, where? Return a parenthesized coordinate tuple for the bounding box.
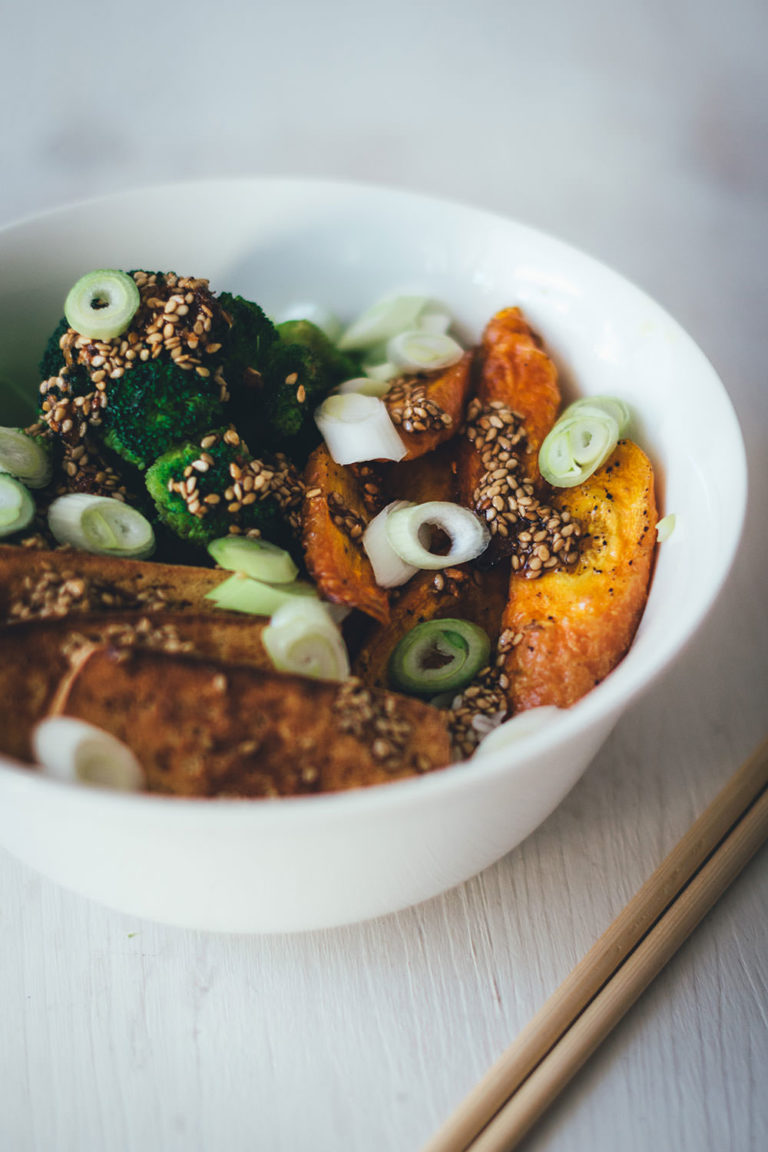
(422, 737, 768, 1152)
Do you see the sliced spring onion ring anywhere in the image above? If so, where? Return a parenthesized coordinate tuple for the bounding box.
(207, 536, 298, 583)
(416, 309, 452, 335)
(274, 302, 342, 342)
(48, 493, 155, 558)
(386, 330, 464, 372)
(64, 269, 140, 340)
(538, 409, 619, 488)
(361, 360, 399, 383)
(205, 572, 318, 616)
(362, 501, 419, 588)
(33, 716, 144, 791)
(475, 706, 563, 756)
(0, 426, 52, 488)
(385, 501, 490, 570)
(335, 376, 392, 398)
(388, 619, 491, 696)
(561, 395, 631, 436)
(314, 392, 406, 464)
(656, 513, 676, 542)
(0, 474, 35, 537)
(337, 295, 432, 352)
(262, 599, 350, 682)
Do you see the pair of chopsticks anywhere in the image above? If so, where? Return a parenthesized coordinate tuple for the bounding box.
(423, 737, 768, 1152)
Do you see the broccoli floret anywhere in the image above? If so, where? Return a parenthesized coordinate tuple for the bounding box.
(38, 317, 91, 394)
(38, 317, 69, 380)
(252, 340, 339, 464)
(234, 321, 355, 463)
(99, 356, 224, 470)
(218, 292, 278, 384)
(145, 428, 301, 551)
(275, 319, 360, 383)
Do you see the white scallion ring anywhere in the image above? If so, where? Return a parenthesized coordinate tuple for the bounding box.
(385, 501, 490, 570)
(538, 409, 619, 488)
(475, 706, 563, 756)
(362, 501, 420, 588)
(314, 393, 406, 464)
(335, 376, 392, 398)
(561, 395, 631, 436)
(656, 513, 676, 542)
(47, 493, 155, 558)
(337, 295, 432, 352)
(33, 717, 145, 790)
(386, 330, 464, 373)
(262, 599, 350, 682)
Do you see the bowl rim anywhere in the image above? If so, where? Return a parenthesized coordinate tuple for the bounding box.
(0, 176, 749, 824)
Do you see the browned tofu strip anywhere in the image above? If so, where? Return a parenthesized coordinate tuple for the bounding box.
(457, 306, 561, 510)
(501, 440, 658, 710)
(0, 544, 225, 623)
(0, 611, 272, 762)
(56, 648, 452, 796)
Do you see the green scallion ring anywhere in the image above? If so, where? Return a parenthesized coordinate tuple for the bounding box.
(64, 269, 140, 340)
(560, 395, 631, 436)
(0, 426, 53, 488)
(538, 408, 619, 488)
(388, 618, 491, 697)
(207, 535, 299, 584)
(0, 474, 36, 537)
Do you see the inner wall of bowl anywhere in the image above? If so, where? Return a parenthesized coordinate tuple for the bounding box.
(0, 180, 744, 697)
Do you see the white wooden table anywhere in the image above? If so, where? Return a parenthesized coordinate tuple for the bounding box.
(1, 3, 766, 1150)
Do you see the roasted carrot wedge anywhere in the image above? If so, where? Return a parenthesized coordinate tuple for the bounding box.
(352, 562, 509, 691)
(458, 306, 561, 509)
(384, 350, 473, 460)
(302, 444, 389, 624)
(354, 435, 509, 691)
(500, 440, 658, 710)
(382, 440, 460, 506)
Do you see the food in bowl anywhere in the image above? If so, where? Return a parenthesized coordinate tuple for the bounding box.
(0, 180, 746, 934)
(0, 266, 658, 797)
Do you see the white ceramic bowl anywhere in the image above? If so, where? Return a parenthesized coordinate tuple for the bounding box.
(0, 178, 746, 933)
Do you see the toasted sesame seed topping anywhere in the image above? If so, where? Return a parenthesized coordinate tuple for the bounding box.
(40, 272, 234, 459)
(333, 678, 426, 774)
(6, 567, 172, 623)
(327, 492, 367, 543)
(447, 665, 509, 759)
(464, 400, 582, 576)
(386, 375, 452, 434)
